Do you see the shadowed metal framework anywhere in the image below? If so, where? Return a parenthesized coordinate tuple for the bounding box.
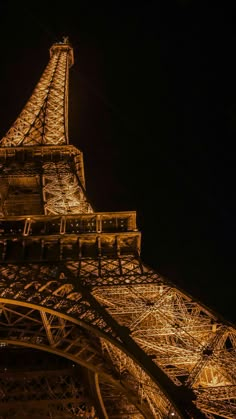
(0, 38, 235, 418)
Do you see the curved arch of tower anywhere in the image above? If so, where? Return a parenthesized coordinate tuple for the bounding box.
(0, 38, 235, 418)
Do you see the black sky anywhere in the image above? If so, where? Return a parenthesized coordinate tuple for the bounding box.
(0, 2, 235, 324)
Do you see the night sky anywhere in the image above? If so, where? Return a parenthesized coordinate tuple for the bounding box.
(0, 2, 235, 324)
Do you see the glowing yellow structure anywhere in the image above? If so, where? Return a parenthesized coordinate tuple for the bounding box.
(0, 38, 235, 418)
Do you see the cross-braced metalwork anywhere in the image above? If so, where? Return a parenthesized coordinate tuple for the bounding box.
(0, 37, 235, 418)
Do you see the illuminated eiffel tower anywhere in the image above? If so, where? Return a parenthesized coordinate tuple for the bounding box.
(0, 37, 235, 419)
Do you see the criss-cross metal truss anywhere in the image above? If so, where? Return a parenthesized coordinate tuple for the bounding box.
(0, 38, 235, 419)
(0, 354, 98, 419)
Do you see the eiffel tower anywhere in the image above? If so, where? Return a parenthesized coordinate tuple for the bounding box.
(0, 37, 235, 419)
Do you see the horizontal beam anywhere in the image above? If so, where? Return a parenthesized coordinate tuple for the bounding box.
(0, 212, 138, 236)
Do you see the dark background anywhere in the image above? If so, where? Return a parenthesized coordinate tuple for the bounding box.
(0, 2, 235, 323)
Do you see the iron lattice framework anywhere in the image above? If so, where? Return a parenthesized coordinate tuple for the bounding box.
(0, 38, 235, 418)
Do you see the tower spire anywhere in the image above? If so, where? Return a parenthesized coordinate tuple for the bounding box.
(0, 39, 74, 147)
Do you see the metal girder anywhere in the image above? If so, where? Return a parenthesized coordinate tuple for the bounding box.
(0, 257, 234, 417)
(0, 367, 97, 418)
(0, 302, 168, 418)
